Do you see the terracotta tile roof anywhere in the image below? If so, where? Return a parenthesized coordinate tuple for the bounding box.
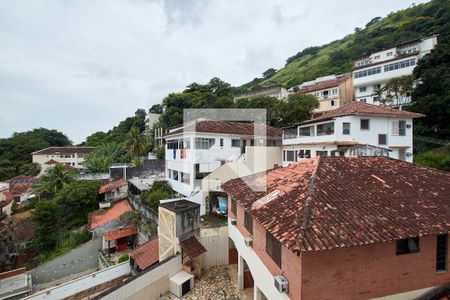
(180, 236, 207, 258)
(222, 157, 450, 253)
(0, 268, 26, 280)
(103, 226, 138, 241)
(6, 176, 35, 185)
(88, 199, 132, 231)
(297, 76, 349, 94)
(165, 120, 282, 138)
(298, 102, 424, 125)
(32, 147, 97, 155)
(10, 184, 33, 196)
(130, 238, 159, 271)
(99, 178, 128, 194)
(1, 192, 13, 206)
(45, 159, 59, 165)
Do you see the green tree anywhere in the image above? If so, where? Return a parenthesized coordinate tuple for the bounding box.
(18, 163, 41, 176)
(124, 126, 148, 158)
(142, 181, 173, 212)
(34, 164, 75, 198)
(262, 68, 277, 78)
(410, 42, 450, 140)
(55, 180, 100, 227)
(32, 200, 59, 252)
(84, 131, 109, 147)
(84, 143, 131, 173)
(414, 146, 450, 171)
(384, 75, 414, 105)
(280, 94, 319, 126)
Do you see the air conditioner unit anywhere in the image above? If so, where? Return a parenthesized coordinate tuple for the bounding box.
(230, 218, 237, 226)
(406, 124, 412, 129)
(169, 271, 194, 297)
(406, 152, 412, 157)
(244, 236, 253, 247)
(274, 275, 289, 293)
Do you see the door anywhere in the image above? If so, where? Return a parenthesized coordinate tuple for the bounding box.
(241, 140, 247, 154)
(182, 279, 191, 295)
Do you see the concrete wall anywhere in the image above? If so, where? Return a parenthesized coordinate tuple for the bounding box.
(199, 226, 229, 269)
(94, 255, 182, 300)
(301, 235, 450, 300)
(30, 238, 102, 284)
(24, 262, 130, 300)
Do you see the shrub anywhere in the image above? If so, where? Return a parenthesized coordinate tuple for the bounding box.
(118, 253, 129, 263)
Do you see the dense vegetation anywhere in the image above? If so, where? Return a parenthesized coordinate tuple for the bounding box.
(414, 145, 450, 171)
(241, 0, 450, 90)
(0, 128, 71, 180)
(142, 181, 174, 212)
(83, 143, 132, 173)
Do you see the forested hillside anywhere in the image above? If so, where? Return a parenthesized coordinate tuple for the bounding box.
(241, 0, 450, 90)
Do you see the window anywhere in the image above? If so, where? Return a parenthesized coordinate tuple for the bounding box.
(399, 120, 406, 136)
(181, 172, 190, 184)
(304, 150, 311, 158)
(173, 170, 179, 181)
(436, 234, 448, 272)
(250, 139, 254, 146)
(316, 151, 328, 157)
(374, 55, 380, 59)
(285, 151, 295, 162)
(398, 148, 407, 161)
(231, 139, 240, 148)
(195, 164, 210, 179)
(330, 100, 335, 106)
(359, 87, 367, 93)
(231, 199, 237, 216)
(244, 211, 253, 234)
(266, 232, 281, 267)
(220, 138, 224, 148)
(323, 90, 329, 99)
(354, 66, 381, 78)
(299, 126, 314, 136)
(387, 51, 393, 56)
(195, 138, 215, 149)
(360, 98, 367, 103)
(332, 88, 338, 95)
(343, 122, 351, 135)
(360, 119, 370, 130)
(396, 237, 420, 255)
(384, 58, 416, 72)
(378, 134, 387, 145)
(167, 139, 179, 149)
(316, 122, 334, 136)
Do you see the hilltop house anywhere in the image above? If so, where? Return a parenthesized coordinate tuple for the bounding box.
(282, 102, 423, 164)
(32, 147, 96, 174)
(5, 176, 36, 204)
(234, 85, 289, 101)
(295, 74, 353, 115)
(164, 120, 282, 214)
(223, 156, 450, 300)
(353, 34, 438, 106)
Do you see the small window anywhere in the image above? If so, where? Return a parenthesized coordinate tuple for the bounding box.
(360, 119, 370, 130)
(343, 122, 351, 135)
(359, 87, 367, 93)
(316, 151, 328, 157)
(399, 120, 406, 136)
(436, 234, 448, 272)
(220, 138, 224, 148)
(398, 148, 407, 161)
(378, 134, 387, 145)
(285, 151, 295, 162)
(231, 199, 237, 216)
(360, 98, 367, 103)
(250, 139, 254, 146)
(387, 51, 393, 56)
(396, 237, 420, 255)
(304, 150, 311, 158)
(266, 231, 282, 267)
(330, 100, 335, 106)
(244, 211, 253, 234)
(231, 139, 240, 148)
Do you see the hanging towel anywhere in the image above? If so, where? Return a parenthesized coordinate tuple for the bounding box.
(173, 148, 176, 159)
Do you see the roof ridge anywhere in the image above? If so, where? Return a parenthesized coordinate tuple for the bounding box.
(295, 158, 321, 253)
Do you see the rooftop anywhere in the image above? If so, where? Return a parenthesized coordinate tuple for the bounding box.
(222, 156, 450, 253)
(297, 76, 349, 94)
(31, 146, 97, 155)
(104, 226, 138, 241)
(165, 120, 282, 138)
(160, 200, 200, 213)
(88, 199, 132, 231)
(129, 238, 159, 271)
(0, 268, 30, 299)
(296, 102, 424, 126)
(180, 236, 207, 258)
(99, 178, 128, 194)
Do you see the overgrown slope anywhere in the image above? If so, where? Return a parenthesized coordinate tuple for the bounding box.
(241, 0, 450, 90)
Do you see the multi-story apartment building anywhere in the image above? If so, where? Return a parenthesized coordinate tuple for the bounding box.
(144, 111, 160, 135)
(223, 156, 450, 300)
(164, 120, 282, 212)
(282, 102, 423, 165)
(32, 147, 96, 174)
(353, 35, 438, 106)
(295, 74, 353, 115)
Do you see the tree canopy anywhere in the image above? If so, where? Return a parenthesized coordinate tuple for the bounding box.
(84, 143, 132, 173)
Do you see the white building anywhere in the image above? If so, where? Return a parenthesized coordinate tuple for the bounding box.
(282, 102, 424, 165)
(164, 120, 282, 212)
(353, 35, 438, 106)
(234, 85, 289, 101)
(32, 147, 96, 174)
(144, 111, 161, 134)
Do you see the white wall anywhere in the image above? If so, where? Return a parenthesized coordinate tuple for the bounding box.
(24, 262, 130, 300)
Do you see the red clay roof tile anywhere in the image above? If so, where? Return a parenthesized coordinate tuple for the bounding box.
(99, 178, 128, 194)
(297, 76, 350, 94)
(32, 147, 96, 155)
(222, 157, 450, 253)
(130, 238, 159, 271)
(103, 226, 138, 241)
(180, 236, 207, 258)
(88, 199, 132, 231)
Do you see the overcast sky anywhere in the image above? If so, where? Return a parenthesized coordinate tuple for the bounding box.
(0, 0, 426, 144)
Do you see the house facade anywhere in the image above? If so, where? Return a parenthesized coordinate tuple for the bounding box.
(353, 35, 438, 106)
(296, 74, 353, 115)
(32, 147, 96, 174)
(282, 102, 423, 165)
(223, 156, 450, 300)
(234, 85, 289, 101)
(164, 120, 282, 203)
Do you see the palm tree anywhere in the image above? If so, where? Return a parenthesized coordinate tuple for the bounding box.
(124, 126, 148, 158)
(373, 85, 390, 106)
(34, 164, 75, 198)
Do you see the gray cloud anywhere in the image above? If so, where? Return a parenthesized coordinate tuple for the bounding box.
(0, 0, 426, 143)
